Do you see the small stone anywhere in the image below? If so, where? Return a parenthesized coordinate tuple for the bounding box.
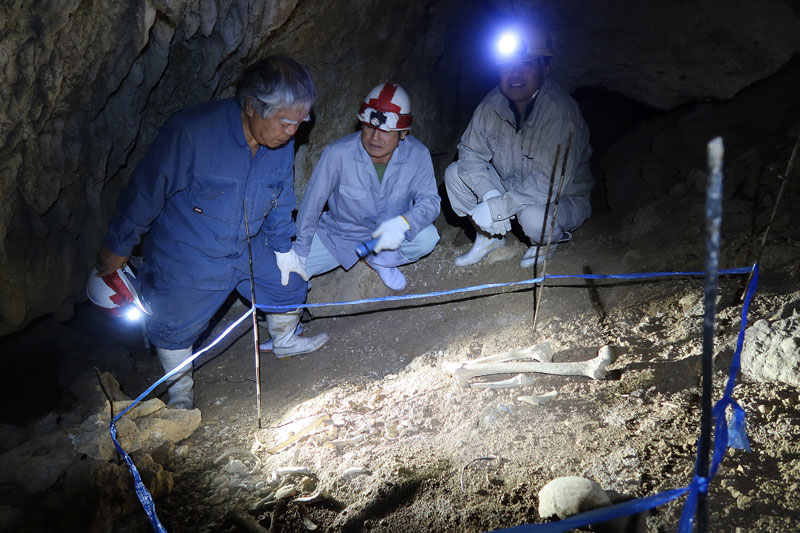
(538, 476, 611, 520)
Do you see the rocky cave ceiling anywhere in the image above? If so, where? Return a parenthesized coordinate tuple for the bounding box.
(1, 0, 799, 336)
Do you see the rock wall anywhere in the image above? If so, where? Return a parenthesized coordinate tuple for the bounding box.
(1, 0, 798, 335)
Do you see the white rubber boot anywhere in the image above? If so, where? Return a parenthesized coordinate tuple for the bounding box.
(454, 231, 505, 266)
(267, 312, 329, 359)
(520, 244, 558, 268)
(520, 231, 571, 268)
(259, 322, 303, 352)
(156, 347, 194, 409)
(365, 250, 408, 291)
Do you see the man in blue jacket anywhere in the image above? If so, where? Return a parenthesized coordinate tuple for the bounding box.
(96, 56, 328, 409)
(293, 83, 440, 291)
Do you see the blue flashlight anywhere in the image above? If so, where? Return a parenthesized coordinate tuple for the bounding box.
(355, 238, 379, 258)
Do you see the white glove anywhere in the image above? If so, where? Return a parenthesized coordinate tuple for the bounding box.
(371, 215, 410, 253)
(275, 249, 308, 286)
(471, 189, 510, 236)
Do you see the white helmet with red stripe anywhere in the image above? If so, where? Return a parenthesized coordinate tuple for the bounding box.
(87, 264, 152, 319)
(357, 83, 412, 131)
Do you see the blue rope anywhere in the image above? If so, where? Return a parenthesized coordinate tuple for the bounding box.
(492, 265, 758, 532)
(677, 263, 757, 531)
(255, 267, 752, 312)
(109, 309, 253, 532)
(109, 266, 755, 532)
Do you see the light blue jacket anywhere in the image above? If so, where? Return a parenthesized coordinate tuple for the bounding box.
(295, 132, 440, 269)
(105, 98, 297, 289)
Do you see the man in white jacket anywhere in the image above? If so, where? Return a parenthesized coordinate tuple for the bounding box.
(445, 20, 594, 268)
(293, 83, 441, 291)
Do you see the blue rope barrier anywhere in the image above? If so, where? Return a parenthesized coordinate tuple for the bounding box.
(493, 264, 758, 533)
(677, 263, 757, 532)
(109, 308, 253, 532)
(255, 267, 752, 312)
(108, 266, 756, 532)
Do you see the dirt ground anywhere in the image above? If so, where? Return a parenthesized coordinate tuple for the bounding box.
(3, 134, 800, 532)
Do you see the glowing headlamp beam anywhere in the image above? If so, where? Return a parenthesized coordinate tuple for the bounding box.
(124, 306, 143, 321)
(496, 32, 520, 56)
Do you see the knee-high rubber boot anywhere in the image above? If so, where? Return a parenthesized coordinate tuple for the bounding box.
(267, 312, 329, 359)
(365, 250, 409, 290)
(454, 229, 505, 267)
(156, 347, 194, 409)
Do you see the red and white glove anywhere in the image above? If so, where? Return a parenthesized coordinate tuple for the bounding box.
(275, 249, 308, 286)
(372, 215, 410, 253)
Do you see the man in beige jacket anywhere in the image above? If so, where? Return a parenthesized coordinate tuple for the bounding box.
(445, 20, 594, 268)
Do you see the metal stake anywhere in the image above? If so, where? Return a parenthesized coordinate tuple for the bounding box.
(740, 131, 799, 300)
(533, 131, 573, 331)
(697, 137, 724, 532)
(242, 201, 263, 429)
(532, 144, 561, 325)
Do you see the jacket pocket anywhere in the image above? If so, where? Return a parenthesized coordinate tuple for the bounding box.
(255, 180, 284, 221)
(338, 183, 367, 201)
(189, 172, 241, 222)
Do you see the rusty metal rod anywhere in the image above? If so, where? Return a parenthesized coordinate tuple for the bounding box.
(533, 131, 573, 331)
(740, 131, 799, 301)
(531, 144, 562, 325)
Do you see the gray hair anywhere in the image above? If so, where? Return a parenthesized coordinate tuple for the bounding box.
(235, 56, 316, 118)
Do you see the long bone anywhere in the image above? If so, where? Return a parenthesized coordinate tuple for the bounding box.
(444, 346, 615, 388)
(467, 342, 553, 365)
(469, 374, 536, 389)
(441, 342, 553, 377)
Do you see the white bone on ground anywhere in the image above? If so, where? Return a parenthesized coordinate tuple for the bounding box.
(468, 342, 554, 365)
(275, 466, 312, 476)
(517, 391, 557, 405)
(441, 343, 554, 377)
(449, 345, 616, 388)
(469, 373, 536, 389)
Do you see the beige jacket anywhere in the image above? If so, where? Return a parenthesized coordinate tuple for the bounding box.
(457, 76, 594, 220)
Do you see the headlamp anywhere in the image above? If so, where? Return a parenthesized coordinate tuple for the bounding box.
(496, 31, 522, 57)
(124, 305, 144, 322)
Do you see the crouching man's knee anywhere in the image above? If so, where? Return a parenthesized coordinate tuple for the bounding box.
(444, 162, 478, 217)
(401, 224, 440, 262)
(444, 161, 460, 188)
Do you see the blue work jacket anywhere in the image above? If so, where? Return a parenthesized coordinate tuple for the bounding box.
(294, 132, 440, 269)
(105, 98, 297, 289)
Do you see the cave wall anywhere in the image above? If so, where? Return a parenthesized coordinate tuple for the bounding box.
(1, 0, 798, 335)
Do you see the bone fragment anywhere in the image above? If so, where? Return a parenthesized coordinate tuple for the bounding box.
(442, 343, 553, 376)
(469, 342, 553, 365)
(341, 467, 371, 479)
(293, 489, 330, 503)
(323, 434, 366, 447)
(518, 391, 558, 405)
(258, 414, 331, 454)
(275, 466, 312, 477)
(447, 345, 616, 388)
(470, 373, 536, 389)
(298, 504, 318, 530)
